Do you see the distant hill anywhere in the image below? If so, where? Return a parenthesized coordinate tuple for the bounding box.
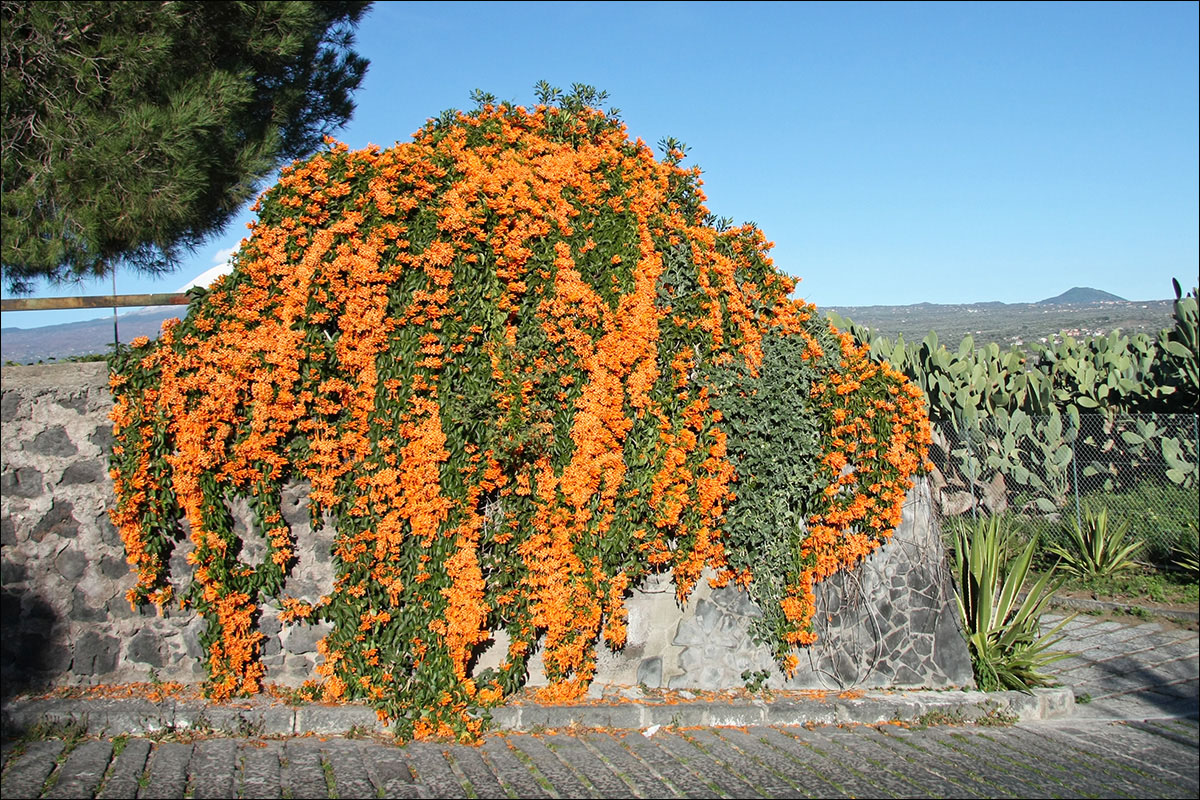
(824, 296, 1174, 350)
(1037, 287, 1126, 305)
(1, 307, 181, 364)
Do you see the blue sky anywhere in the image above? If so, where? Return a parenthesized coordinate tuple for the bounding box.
(4, 0, 1197, 329)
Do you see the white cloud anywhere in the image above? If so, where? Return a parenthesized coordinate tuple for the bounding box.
(176, 245, 237, 292)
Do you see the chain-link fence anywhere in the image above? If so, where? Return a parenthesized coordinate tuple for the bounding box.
(928, 412, 1199, 567)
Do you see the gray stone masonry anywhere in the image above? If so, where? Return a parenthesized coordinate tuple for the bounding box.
(2, 361, 972, 697)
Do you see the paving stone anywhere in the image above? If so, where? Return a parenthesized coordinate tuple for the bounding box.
(582, 731, 678, 798)
(707, 728, 845, 799)
(544, 733, 637, 797)
(1071, 620, 1138, 640)
(1101, 721, 1200, 790)
(621, 731, 725, 799)
(1068, 629, 1167, 652)
(1089, 651, 1186, 672)
(971, 728, 1126, 797)
(42, 739, 112, 798)
(479, 737, 553, 798)
(189, 738, 237, 799)
(1092, 672, 1189, 695)
(1147, 658, 1200, 680)
(1, 740, 65, 798)
(649, 729, 762, 798)
(316, 739, 377, 799)
(843, 726, 1000, 798)
(444, 745, 510, 798)
(238, 740, 282, 800)
(281, 739, 331, 800)
(2, 720, 1199, 799)
(760, 727, 909, 799)
(682, 729, 800, 796)
(1084, 727, 1200, 796)
(138, 742, 193, 800)
(818, 729, 933, 798)
(1127, 718, 1200, 747)
(403, 741, 469, 798)
(996, 726, 1152, 799)
(358, 746, 426, 799)
(917, 728, 1065, 798)
(96, 738, 152, 800)
(506, 734, 601, 798)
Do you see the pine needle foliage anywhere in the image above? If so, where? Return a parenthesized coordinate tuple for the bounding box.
(1, 0, 370, 293)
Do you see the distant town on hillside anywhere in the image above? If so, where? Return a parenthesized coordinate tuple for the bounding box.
(823, 287, 1176, 350)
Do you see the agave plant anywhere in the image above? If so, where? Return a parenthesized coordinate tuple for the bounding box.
(1171, 519, 1199, 577)
(1048, 508, 1142, 579)
(952, 517, 1073, 692)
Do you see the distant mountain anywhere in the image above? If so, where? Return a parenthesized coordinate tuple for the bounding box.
(823, 296, 1174, 350)
(1037, 287, 1126, 305)
(1, 307, 181, 364)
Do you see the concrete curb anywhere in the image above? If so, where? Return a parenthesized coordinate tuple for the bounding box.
(1045, 594, 1200, 623)
(0, 686, 1074, 740)
(491, 687, 1074, 731)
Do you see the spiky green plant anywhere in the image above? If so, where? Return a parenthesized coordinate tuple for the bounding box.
(1171, 519, 1199, 577)
(952, 517, 1072, 691)
(1047, 508, 1142, 579)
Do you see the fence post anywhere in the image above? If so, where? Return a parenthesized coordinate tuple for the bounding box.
(1072, 423, 1082, 532)
(111, 270, 119, 348)
(967, 424, 978, 522)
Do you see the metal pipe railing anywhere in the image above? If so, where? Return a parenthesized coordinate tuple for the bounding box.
(0, 293, 190, 312)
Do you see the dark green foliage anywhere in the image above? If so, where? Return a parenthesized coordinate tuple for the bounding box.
(1, 0, 370, 293)
(709, 323, 835, 650)
(1156, 280, 1200, 413)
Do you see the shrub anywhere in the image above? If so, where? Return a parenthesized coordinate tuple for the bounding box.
(108, 85, 930, 739)
(1047, 508, 1141, 579)
(951, 517, 1071, 691)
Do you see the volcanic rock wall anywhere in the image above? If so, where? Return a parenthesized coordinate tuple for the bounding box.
(1, 362, 973, 698)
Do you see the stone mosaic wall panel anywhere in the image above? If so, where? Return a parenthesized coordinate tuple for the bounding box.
(673, 478, 973, 691)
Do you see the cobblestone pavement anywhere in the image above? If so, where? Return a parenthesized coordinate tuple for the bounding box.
(2, 613, 1197, 799)
(1041, 612, 1198, 722)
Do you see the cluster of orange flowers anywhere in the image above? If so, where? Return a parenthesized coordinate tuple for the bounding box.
(776, 330, 932, 660)
(108, 96, 929, 739)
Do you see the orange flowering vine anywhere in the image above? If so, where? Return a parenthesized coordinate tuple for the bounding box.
(108, 85, 929, 740)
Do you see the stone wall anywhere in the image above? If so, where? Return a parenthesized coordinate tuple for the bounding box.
(546, 477, 974, 693)
(1, 362, 973, 699)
